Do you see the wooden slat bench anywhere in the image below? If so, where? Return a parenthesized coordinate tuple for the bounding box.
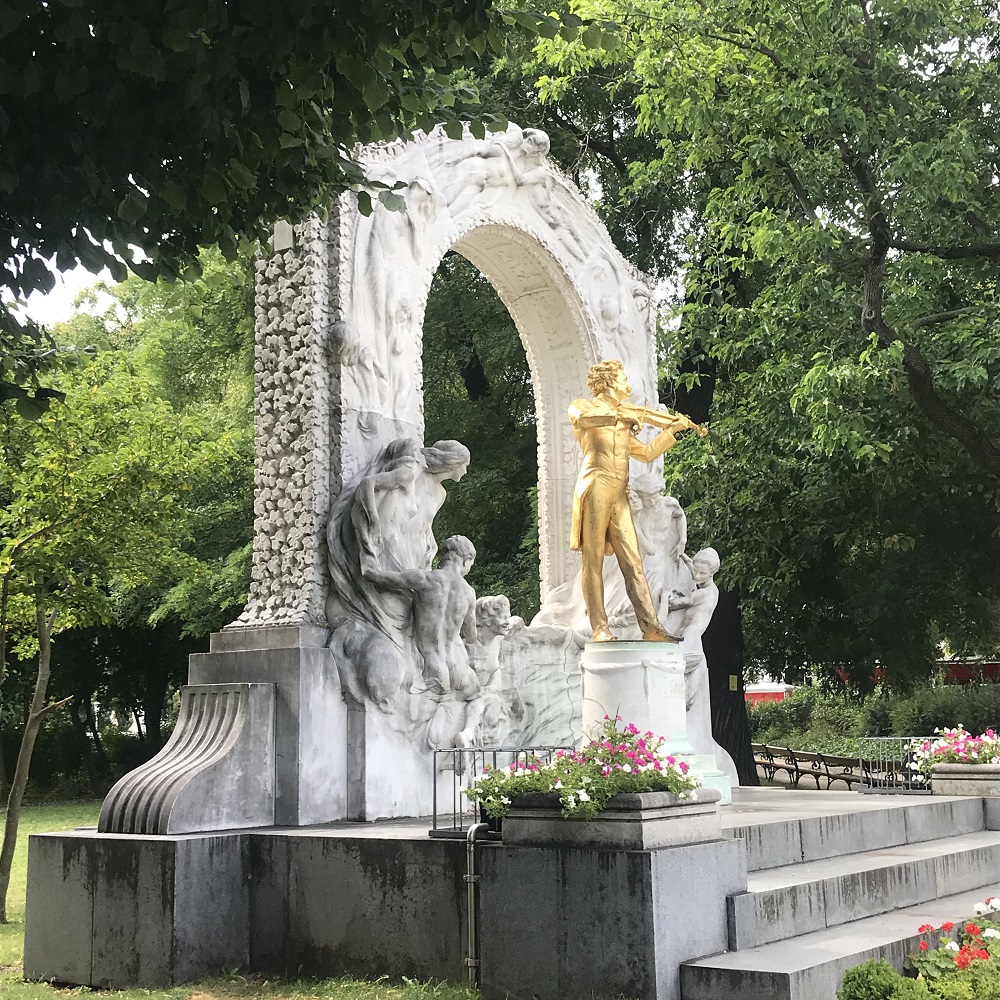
(751, 743, 875, 789)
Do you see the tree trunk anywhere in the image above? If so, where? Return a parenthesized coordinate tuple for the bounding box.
(0, 599, 57, 923)
(84, 697, 110, 779)
(69, 696, 103, 797)
(142, 686, 166, 754)
(703, 589, 760, 786)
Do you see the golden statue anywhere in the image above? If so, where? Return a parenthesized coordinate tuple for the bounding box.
(569, 359, 707, 642)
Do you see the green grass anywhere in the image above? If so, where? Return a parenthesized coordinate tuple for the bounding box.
(0, 801, 477, 1000)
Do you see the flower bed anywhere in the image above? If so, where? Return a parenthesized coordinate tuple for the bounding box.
(838, 898, 1000, 999)
(908, 727, 1000, 779)
(465, 716, 701, 821)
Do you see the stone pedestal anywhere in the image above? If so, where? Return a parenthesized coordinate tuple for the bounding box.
(502, 787, 722, 849)
(187, 625, 348, 825)
(580, 640, 691, 747)
(479, 827, 747, 1000)
(579, 640, 732, 804)
(931, 763, 1000, 796)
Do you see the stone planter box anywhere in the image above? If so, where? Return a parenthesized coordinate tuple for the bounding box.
(501, 787, 722, 849)
(931, 763, 1000, 796)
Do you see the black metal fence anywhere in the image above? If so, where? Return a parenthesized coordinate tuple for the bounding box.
(429, 745, 573, 838)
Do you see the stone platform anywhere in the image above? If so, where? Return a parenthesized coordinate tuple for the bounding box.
(24, 788, 1000, 1000)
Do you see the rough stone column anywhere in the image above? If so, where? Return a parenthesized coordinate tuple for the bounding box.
(231, 215, 338, 629)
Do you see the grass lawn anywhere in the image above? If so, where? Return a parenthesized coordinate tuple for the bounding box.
(0, 802, 475, 1000)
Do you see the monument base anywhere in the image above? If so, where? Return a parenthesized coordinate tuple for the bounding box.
(580, 640, 733, 804)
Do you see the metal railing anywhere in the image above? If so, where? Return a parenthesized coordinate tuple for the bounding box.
(429, 744, 573, 838)
(858, 736, 933, 794)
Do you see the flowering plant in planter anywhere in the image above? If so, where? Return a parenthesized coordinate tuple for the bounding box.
(465, 716, 701, 821)
(902, 899, 1000, 980)
(907, 726, 1000, 781)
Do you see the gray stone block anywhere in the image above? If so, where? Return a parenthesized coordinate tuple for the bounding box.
(248, 833, 290, 972)
(502, 788, 722, 849)
(190, 642, 347, 825)
(24, 830, 249, 988)
(99, 683, 275, 834)
(23, 834, 94, 984)
(933, 841, 1000, 896)
(985, 798, 1000, 830)
(799, 807, 905, 862)
(279, 833, 468, 981)
(904, 797, 985, 843)
(729, 880, 827, 950)
(823, 858, 936, 926)
(210, 625, 329, 652)
(479, 837, 746, 1000)
(932, 766, 1000, 796)
(727, 819, 802, 871)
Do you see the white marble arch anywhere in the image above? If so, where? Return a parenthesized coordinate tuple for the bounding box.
(234, 123, 659, 629)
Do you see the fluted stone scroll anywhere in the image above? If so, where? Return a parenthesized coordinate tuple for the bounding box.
(98, 683, 275, 835)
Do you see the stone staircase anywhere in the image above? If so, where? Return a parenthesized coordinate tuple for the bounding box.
(681, 793, 1000, 1000)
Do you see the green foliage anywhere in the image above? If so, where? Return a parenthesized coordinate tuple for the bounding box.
(533, 0, 1000, 687)
(422, 252, 540, 619)
(927, 959, 1000, 999)
(890, 686, 1000, 740)
(838, 959, 928, 1000)
(0, 1, 533, 402)
(0, 352, 224, 653)
(58, 248, 256, 637)
(751, 684, 1000, 756)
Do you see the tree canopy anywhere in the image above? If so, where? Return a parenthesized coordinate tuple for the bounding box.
(0, 0, 519, 408)
(535, 0, 1000, 684)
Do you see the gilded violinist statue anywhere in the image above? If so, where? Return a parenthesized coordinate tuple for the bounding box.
(569, 359, 707, 642)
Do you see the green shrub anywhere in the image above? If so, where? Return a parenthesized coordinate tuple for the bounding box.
(891, 685, 1000, 738)
(837, 959, 924, 1000)
(862, 692, 895, 737)
(926, 958, 1000, 999)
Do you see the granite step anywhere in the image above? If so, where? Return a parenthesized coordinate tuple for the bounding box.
(682, 882, 1000, 1000)
(723, 793, 986, 871)
(729, 829, 1000, 949)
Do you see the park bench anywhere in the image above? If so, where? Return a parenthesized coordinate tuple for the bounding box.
(751, 743, 876, 789)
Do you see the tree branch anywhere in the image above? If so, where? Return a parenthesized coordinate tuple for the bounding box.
(777, 159, 820, 223)
(910, 308, 974, 332)
(30, 694, 72, 723)
(544, 106, 629, 176)
(705, 30, 788, 72)
(861, 267, 1000, 475)
(889, 241, 1000, 259)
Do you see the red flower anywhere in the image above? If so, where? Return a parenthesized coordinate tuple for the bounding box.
(940, 922, 955, 931)
(918, 941, 929, 951)
(917, 924, 934, 933)
(966, 922, 982, 935)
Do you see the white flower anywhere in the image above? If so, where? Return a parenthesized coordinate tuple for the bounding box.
(500, 795, 511, 805)
(565, 795, 576, 808)
(622, 763, 632, 773)
(983, 928, 1000, 939)
(975, 902, 989, 915)
(946, 941, 960, 952)
(578, 789, 591, 802)
(554, 779, 562, 789)
(990, 897, 1000, 912)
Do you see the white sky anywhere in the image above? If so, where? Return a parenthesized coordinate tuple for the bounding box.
(16, 264, 113, 327)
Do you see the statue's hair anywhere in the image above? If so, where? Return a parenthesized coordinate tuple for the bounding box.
(439, 534, 476, 565)
(693, 547, 720, 574)
(587, 358, 625, 395)
(476, 594, 511, 628)
(381, 437, 423, 470)
(423, 439, 471, 476)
